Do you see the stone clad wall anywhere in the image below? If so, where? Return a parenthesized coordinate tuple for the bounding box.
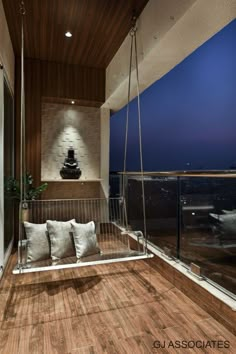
(41, 102, 100, 181)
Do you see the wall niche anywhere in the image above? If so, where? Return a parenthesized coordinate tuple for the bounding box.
(41, 102, 101, 181)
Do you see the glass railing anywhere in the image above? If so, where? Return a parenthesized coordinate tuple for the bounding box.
(109, 171, 236, 298)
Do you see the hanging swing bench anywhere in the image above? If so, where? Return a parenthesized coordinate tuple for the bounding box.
(13, 3, 153, 274)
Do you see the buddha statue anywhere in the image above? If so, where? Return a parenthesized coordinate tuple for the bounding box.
(60, 148, 81, 179)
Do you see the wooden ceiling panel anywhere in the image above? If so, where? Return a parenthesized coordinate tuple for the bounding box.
(3, 0, 149, 68)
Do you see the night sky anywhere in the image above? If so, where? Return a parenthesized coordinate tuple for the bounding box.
(110, 19, 236, 172)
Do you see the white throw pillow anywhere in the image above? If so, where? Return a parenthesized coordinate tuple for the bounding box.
(222, 209, 236, 214)
(47, 219, 76, 260)
(71, 221, 100, 258)
(210, 213, 236, 238)
(24, 222, 50, 262)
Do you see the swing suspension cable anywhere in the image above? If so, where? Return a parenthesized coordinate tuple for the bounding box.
(15, 4, 152, 274)
(19, 0, 26, 268)
(20, 0, 26, 201)
(122, 18, 134, 228)
(122, 16, 147, 251)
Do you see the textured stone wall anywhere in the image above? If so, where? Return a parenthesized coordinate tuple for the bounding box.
(41, 102, 100, 180)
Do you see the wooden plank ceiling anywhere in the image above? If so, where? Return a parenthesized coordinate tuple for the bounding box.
(3, 0, 148, 68)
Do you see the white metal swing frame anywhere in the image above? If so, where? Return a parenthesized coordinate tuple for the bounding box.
(14, 4, 153, 274)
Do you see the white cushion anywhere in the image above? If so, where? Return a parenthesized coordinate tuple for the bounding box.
(71, 221, 100, 258)
(47, 219, 75, 260)
(24, 222, 50, 262)
(222, 209, 236, 214)
(210, 213, 236, 238)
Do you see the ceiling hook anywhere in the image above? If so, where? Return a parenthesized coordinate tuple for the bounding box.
(19, 1, 26, 15)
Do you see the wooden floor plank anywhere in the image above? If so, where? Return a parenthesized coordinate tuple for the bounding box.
(18, 324, 44, 354)
(0, 252, 235, 353)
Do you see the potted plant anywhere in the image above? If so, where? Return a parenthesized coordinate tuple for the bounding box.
(5, 174, 48, 222)
(5, 173, 48, 201)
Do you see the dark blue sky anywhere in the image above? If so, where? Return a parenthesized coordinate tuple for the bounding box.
(110, 19, 236, 172)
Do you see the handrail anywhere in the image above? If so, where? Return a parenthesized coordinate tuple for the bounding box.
(117, 170, 236, 178)
(23, 197, 122, 203)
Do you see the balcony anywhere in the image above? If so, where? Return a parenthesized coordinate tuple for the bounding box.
(112, 171, 236, 297)
(0, 249, 236, 353)
(110, 171, 236, 332)
(1, 171, 235, 353)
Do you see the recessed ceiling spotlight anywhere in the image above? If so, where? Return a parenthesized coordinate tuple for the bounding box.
(65, 31, 72, 38)
(71, 100, 75, 104)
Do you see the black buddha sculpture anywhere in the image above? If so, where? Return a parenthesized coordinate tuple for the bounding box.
(60, 148, 81, 179)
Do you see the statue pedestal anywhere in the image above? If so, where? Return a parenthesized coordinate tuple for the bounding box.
(60, 168, 81, 179)
(60, 148, 81, 179)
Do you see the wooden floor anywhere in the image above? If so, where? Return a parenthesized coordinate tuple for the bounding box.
(0, 253, 236, 354)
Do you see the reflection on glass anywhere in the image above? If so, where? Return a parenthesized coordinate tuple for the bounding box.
(110, 173, 236, 297)
(4, 79, 14, 253)
(127, 176, 178, 258)
(180, 177, 236, 295)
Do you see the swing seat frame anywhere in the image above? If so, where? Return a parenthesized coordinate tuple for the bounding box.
(14, 198, 153, 274)
(15, 5, 152, 275)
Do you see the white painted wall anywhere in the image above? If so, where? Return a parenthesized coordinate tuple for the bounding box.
(104, 0, 236, 112)
(100, 108, 110, 198)
(0, 0, 14, 92)
(41, 103, 101, 181)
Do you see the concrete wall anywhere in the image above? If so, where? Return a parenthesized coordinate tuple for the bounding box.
(100, 107, 110, 198)
(105, 0, 236, 112)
